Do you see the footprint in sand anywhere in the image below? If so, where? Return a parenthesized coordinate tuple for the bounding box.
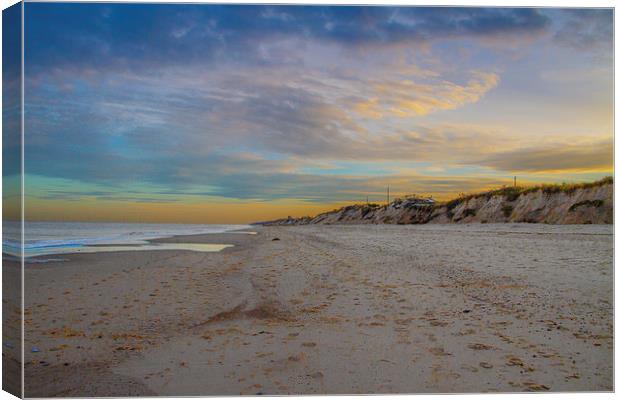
(467, 343, 494, 350)
(523, 382, 550, 391)
(428, 347, 452, 356)
(308, 371, 324, 379)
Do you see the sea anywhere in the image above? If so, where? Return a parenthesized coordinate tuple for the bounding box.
(2, 221, 252, 259)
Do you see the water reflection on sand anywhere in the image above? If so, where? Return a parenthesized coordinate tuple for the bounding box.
(25, 242, 233, 258)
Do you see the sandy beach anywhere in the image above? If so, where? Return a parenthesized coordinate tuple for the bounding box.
(21, 224, 612, 396)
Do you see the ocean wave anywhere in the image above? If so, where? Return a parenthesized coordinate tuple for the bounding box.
(3, 222, 250, 257)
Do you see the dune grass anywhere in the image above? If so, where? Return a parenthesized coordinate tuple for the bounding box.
(443, 176, 613, 210)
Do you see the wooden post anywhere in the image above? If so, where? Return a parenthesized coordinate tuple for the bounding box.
(387, 186, 390, 204)
(514, 176, 517, 187)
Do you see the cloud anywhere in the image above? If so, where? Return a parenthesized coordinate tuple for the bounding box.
(26, 57, 609, 202)
(26, 166, 512, 205)
(25, 51, 611, 199)
(3, 3, 22, 177)
(25, 4, 552, 76)
(478, 139, 613, 173)
(20, 5, 611, 214)
(386, 7, 550, 40)
(353, 71, 498, 118)
(553, 9, 613, 54)
(24, 59, 506, 171)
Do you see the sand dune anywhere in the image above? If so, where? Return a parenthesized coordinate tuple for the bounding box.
(264, 178, 613, 226)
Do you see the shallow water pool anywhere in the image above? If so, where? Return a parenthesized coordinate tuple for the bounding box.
(13, 242, 234, 260)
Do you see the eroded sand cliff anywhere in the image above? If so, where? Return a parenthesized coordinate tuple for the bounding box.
(264, 178, 612, 226)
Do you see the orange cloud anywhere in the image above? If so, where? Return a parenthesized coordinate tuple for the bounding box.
(353, 71, 499, 119)
(478, 138, 613, 173)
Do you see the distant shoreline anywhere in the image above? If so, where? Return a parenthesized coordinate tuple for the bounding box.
(4, 223, 254, 259)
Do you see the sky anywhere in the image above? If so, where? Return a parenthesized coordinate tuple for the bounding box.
(9, 4, 614, 223)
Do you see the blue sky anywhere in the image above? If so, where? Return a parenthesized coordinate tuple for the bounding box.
(14, 4, 614, 222)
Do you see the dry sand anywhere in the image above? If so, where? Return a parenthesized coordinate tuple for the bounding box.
(21, 224, 612, 396)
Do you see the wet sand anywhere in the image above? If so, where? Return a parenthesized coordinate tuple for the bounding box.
(22, 224, 612, 396)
